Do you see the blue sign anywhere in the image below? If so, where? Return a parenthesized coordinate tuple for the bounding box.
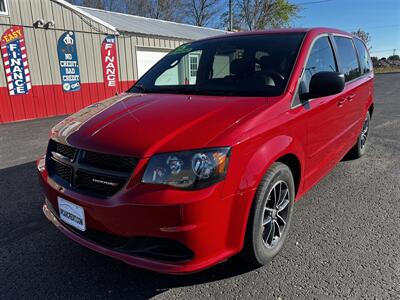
(57, 31, 80, 92)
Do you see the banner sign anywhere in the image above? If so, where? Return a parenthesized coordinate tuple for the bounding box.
(1, 26, 31, 96)
(57, 31, 80, 92)
(101, 35, 119, 91)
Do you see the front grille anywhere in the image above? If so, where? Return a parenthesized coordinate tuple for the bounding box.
(54, 161, 73, 183)
(75, 170, 127, 198)
(46, 140, 138, 198)
(68, 226, 194, 262)
(67, 224, 194, 262)
(82, 151, 137, 173)
(52, 140, 76, 160)
(80, 227, 129, 248)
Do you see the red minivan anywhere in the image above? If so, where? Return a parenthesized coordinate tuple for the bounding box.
(38, 28, 374, 274)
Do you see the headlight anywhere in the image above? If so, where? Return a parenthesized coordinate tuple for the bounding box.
(142, 147, 231, 189)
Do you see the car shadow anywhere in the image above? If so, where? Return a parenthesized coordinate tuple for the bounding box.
(0, 161, 258, 299)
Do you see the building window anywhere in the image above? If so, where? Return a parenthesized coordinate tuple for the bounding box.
(154, 50, 203, 86)
(0, 0, 9, 15)
(189, 55, 199, 77)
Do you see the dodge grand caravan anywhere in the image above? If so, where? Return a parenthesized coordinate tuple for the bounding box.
(38, 28, 374, 274)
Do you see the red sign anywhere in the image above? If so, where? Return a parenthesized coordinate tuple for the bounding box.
(101, 35, 119, 92)
(1, 26, 31, 95)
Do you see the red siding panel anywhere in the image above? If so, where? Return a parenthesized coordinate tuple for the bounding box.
(33, 87, 49, 118)
(0, 89, 14, 122)
(52, 85, 67, 115)
(0, 80, 136, 123)
(21, 92, 37, 119)
(80, 83, 92, 108)
(9, 94, 26, 120)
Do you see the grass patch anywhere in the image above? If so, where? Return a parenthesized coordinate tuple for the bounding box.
(374, 67, 400, 74)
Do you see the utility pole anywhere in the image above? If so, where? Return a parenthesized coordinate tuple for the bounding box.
(228, 0, 233, 31)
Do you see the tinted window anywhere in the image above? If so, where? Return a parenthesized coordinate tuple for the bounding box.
(302, 36, 337, 93)
(211, 49, 244, 79)
(334, 36, 361, 82)
(354, 38, 372, 74)
(129, 33, 305, 97)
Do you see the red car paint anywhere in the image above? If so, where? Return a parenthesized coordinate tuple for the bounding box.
(38, 28, 374, 274)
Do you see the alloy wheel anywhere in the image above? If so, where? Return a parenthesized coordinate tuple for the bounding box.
(360, 115, 370, 150)
(261, 181, 290, 248)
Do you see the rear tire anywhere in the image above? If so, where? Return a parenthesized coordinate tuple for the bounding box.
(240, 162, 295, 266)
(347, 111, 370, 159)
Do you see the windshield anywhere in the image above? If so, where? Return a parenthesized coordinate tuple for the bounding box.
(129, 33, 305, 97)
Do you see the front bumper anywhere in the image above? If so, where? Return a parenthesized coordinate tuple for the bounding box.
(42, 202, 237, 274)
(37, 157, 245, 274)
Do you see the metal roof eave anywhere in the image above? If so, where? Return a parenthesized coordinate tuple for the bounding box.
(51, 0, 119, 34)
(117, 29, 191, 42)
(79, 6, 228, 40)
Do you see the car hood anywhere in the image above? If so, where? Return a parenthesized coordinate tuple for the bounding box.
(51, 93, 268, 157)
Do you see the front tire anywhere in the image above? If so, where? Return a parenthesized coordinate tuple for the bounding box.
(241, 162, 295, 266)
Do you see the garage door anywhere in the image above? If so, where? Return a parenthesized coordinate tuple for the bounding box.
(136, 49, 169, 79)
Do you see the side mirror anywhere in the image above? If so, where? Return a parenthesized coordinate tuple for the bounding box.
(300, 71, 345, 101)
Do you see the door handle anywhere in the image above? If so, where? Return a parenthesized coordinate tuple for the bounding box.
(347, 94, 355, 102)
(338, 98, 346, 106)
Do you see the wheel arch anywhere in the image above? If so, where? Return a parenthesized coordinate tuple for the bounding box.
(368, 102, 374, 118)
(276, 153, 301, 197)
(227, 134, 305, 252)
(245, 136, 305, 199)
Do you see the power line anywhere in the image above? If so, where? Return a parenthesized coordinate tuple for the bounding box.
(371, 49, 400, 52)
(370, 49, 400, 56)
(348, 24, 400, 31)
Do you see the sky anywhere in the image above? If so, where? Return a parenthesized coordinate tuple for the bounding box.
(290, 0, 400, 58)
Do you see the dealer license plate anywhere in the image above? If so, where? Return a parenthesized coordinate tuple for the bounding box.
(58, 197, 86, 231)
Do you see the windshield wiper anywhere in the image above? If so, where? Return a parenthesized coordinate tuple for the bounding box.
(130, 85, 240, 96)
(129, 84, 159, 94)
(130, 84, 147, 93)
(153, 86, 240, 96)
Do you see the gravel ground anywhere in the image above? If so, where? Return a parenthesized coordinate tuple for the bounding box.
(0, 73, 399, 299)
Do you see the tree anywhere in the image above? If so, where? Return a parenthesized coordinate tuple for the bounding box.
(66, 0, 184, 22)
(122, 0, 184, 22)
(236, 0, 299, 30)
(388, 54, 400, 61)
(154, 0, 184, 22)
(124, 0, 152, 17)
(184, 0, 220, 26)
(220, 8, 242, 31)
(351, 29, 371, 50)
(82, 0, 104, 9)
(371, 56, 378, 64)
(66, 0, 120, 11)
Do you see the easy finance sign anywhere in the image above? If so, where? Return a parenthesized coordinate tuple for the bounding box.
(1, 26, 31, 96)
(101, 35, 119, 91)
(57, 31, 80, 92)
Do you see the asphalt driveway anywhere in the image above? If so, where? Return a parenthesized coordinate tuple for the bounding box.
(0, 73, 399, 299)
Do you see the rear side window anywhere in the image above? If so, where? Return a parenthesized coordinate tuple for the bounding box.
(354, 38, 373, 74)
(334, 36, 361, 82)
(302, 36, 337, 93)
